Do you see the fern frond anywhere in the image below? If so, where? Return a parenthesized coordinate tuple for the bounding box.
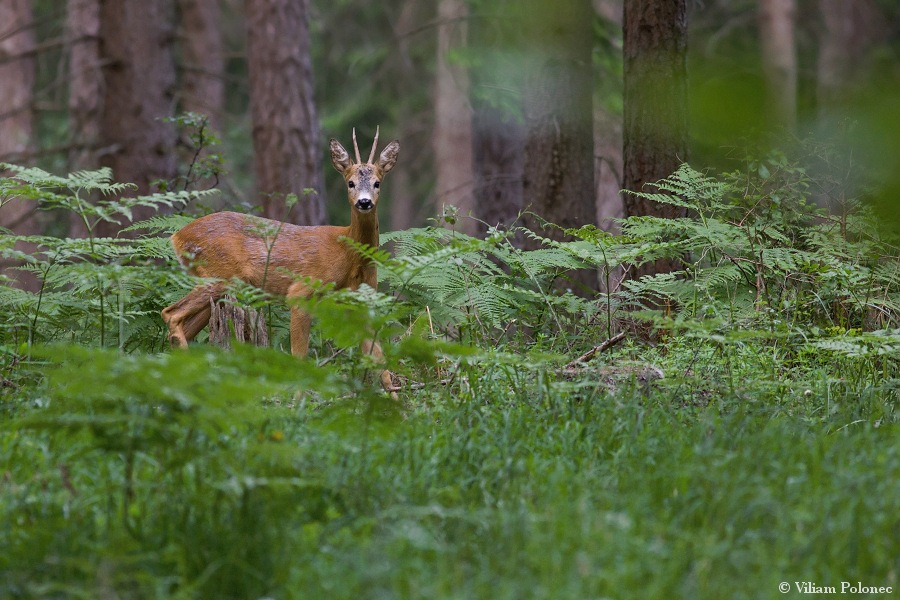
(67, 167, 136, 195)
(625, 164, 730, 213)
(123, 214, 195, 235)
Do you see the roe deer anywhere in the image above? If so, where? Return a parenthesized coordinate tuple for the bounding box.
(161, 128, 399, 393)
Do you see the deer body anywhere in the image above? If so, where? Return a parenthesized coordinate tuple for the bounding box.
(161, 130, 399, 392)
(170, 214, 378, 296)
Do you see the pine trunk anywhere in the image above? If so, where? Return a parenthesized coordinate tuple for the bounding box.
(622, 0, 688, 278)
(759, 0, 797, 130)
(817, 0, 887, 113)
(469, 0, 525, 239)
(519, 0, 596, 292)
(0, 0, 40, 290)
(246, 0, 325, 225)
(433, 0, 476, 235)
(66, 0, 103, 238)
(97, 0, 178, 236)
(388, 0, 423, 232)
(178, 0, 225, 129)
(0, 0, 34, 166)
(472, 104, 524, 237)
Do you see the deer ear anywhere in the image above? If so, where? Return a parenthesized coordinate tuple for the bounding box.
(377, 140, 400, 174)
(330, 139, 353, 173)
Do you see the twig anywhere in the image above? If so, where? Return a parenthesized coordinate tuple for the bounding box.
(564, 331, 627, 371)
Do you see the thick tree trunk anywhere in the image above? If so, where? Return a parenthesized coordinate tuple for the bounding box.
(66, 0, 103, 238)
(67, 0, 102, 170)
(472, 105, 524, 236)
(178, 0, 225, 129)
(519, 0, 596, 292)
(433, 0, 476, 236)
(468, 0, 525, 239)
(0, 0, 34, 167)
(97, 0, 178, 236)
(388, 0, 422, 232)
(0, 0, 40, 290)
(595, 107, 624, 228)
(817, 0, 887, 113)
(623, 0, 688, 278)
(245, 0, 325, 225)
(759, 0, 797, 130)
(593, 0, 624, 229)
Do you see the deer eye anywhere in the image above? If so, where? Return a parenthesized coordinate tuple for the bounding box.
(348, 181, 355, 188)
(373, 181, 380, 189)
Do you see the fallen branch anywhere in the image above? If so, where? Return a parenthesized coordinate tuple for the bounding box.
(564, 331, 627, 371)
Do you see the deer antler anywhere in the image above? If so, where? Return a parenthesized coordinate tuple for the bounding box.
(368, 125, 380, 164)
(352, 128, 362, 164)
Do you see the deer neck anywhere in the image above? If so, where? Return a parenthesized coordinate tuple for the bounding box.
(348, 209, 380, 250)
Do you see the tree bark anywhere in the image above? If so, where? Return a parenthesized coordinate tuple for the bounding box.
(209, 295, 269, 349)
(0, 0, 40, 290)
(468, 0, 525, 239)
(817, 0, 887, 113)
(519, 0, 596, 292)
(67, 0, 102, 171)
(66, 0, 103, 238)
(178, 0, 225, 129)
(472, 104, 524, 236)
(388, 0, 423, 233)
(623, 0, 688, 278)
(434, 0, 476, 236)
(0, 0, 34, 167)
(759, 0, 797, 130)
(97, 0, 178, 236)
(593, 0, 624, 229)
(245, 0, 325, 225)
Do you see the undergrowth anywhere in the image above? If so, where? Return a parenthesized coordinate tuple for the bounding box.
(1, 146, 897, 598)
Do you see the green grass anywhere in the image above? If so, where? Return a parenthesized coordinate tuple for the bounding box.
(1, 345, 897, 599)
(2, 155, 899, 598)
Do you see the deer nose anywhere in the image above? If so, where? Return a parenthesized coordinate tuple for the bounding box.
(355, 198, 373, 212)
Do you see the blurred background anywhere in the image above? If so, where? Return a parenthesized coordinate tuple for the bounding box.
(1, 0, 898, 240)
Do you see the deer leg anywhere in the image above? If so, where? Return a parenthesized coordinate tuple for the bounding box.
(289, 308, 312, 357)
(161, 282, 226, 347)
(361, 339, 398, 397)
(287, 282, 314, 357)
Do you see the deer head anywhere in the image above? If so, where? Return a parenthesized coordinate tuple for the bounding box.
(330, 127, 400, 214)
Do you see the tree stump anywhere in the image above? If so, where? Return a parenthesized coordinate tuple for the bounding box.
(208, 295, 268, 349)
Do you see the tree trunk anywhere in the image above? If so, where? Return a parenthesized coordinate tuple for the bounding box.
(468, 0, 525, 239)
(433, 0, 476, 236)
(519, 0, 596, 292)
(178, 0, 225, 129)
(0, 0, 40, 290)
(472, 104, 524, 237)
(67, 0, 102, 171)
(759, 0, 797, 130)
(595, 107, 624, 228)
(593, 0, 624, 230)
(66, 0, 103, 238)
(817, 0, 887, 113)
(97, 0, 178, 236)
(388, 0, 423, 233)
(0, 0, 34, 167)
(209, 295, 269, 349)
(623, 0, 688, 278)
(245, 0, 325, 225)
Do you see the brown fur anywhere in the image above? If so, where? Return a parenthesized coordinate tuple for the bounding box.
(161, 132, 400, 393)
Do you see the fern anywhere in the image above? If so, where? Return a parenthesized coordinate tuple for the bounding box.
(122, 214, 196, 235)
(0, 165, 215, 352)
